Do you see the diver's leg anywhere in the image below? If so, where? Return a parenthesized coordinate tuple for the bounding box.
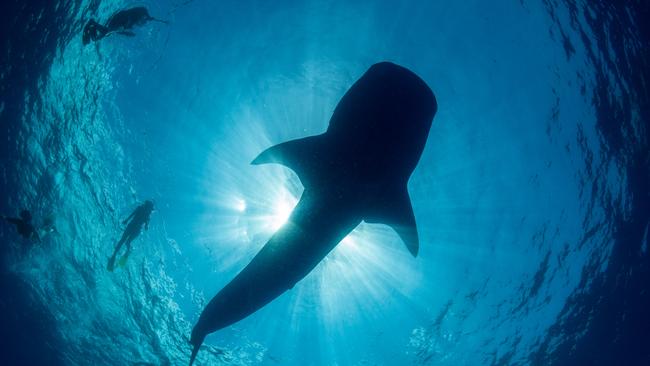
(117, 232, 139, 267)
(124, 234, 135, 255)
(110, 231, 129, 260)
(107, 235, 124, 270)
(126, 230, 142, 253)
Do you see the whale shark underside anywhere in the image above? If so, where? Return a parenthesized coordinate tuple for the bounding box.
(189, 61, 437, 365)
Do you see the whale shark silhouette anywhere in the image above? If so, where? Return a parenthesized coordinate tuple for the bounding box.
(189, 61, 437, 365)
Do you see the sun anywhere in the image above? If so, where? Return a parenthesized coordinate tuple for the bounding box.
(270, 193, 297, 230)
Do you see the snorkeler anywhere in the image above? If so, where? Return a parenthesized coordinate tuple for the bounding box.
(82, 6, 168, 45)
(107, 200, 154, 271)
(2, 210, 41, 242)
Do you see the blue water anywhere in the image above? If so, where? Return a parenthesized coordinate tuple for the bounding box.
(1, 1, 648, 365)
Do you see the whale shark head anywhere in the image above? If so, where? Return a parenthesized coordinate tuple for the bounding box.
(253, 61, 437, 256)
(326, 62, 436, 185)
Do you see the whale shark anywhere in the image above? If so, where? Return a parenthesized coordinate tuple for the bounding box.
(189, 61, 437, 365)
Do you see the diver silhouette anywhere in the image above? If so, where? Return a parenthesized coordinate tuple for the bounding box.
(107, 200, 154, 271)
(82, 6, 168, 45)
(2, 210, 41, 242)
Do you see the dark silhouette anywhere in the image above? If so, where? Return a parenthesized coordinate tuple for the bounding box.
(2, 210, 40, 242)
(107, 200, 154, 271)
(82, 6, 168, 45)
(188, 62, 437, 365)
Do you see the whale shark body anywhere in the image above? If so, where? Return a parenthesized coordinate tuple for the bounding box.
(189, 61, 437, 365)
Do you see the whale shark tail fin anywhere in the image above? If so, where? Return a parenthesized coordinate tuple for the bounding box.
(365, 187, 419, 257)
(189, 343, 200, 366)
(251, 135, 325, 189)
(188, 330, 205, 366)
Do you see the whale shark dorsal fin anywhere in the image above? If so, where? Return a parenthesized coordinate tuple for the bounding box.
(364, 187, 419, 257)
(251, 135, 324, 189)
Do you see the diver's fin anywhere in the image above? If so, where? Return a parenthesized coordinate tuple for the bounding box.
(118, 252, 130, 267)
(364, 187, 419, 257)
(107, 256, 116, 272)
(252, 135, 326, 189)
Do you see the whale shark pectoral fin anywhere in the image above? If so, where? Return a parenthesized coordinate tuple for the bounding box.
(392, 218, 419, 257)
(251, 135, 325, 189)
(365, 188, 420, 257)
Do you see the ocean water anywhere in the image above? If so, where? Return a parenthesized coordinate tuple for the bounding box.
(0, 1, 648, 365)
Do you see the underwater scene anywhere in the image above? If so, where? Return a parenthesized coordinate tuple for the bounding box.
(1, 1, 648, 365)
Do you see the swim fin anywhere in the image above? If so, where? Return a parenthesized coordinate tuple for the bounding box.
(107, 256, 116, 272)
(118, 252, 131, 267)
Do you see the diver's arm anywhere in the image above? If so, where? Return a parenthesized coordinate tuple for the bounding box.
(123, 209, 137, 225)
(5, 217, 21, 224)
(150, 17, 169, 24)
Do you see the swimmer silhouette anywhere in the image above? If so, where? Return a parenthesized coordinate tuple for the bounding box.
(107, 200, 154, 271)
(2, 210, 40, 242)
(83, 6, 168, 45)
(188, 62, 437, 365)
